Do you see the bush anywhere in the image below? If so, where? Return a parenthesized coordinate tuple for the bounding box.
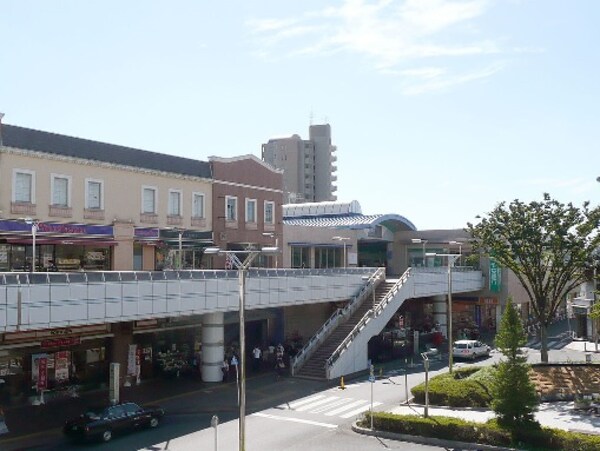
(359, 412, 600, 451)
(411, 366, 493, 407)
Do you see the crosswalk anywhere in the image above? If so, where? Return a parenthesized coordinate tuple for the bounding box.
(526, 333, 572, 350)
(276, 394, 382, 419)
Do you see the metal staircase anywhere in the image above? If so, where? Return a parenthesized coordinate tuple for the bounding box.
(293, 279, 397, 379)
(291, 266, 485, 380)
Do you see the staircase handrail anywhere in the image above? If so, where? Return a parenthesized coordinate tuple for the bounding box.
(290, 267, 385, 375)
(325, 268, 412, 376)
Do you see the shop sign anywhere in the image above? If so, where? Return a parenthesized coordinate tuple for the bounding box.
(479, 297, 498, 306)
(134, 319, 159, 329)
(37, 357, 48, 391)
(489, 258, 501, 293)
(55, 351, 69, 382)
(3, 324, 109, 344)
(127, 344, 139, 377)
(41, 337, 80, 349)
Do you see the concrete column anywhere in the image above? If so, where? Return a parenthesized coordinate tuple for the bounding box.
(110, 322, 134, 386)
(112, 222, 134, 270)
(202, 312, 225, 382)
(433, 295, 448, 338)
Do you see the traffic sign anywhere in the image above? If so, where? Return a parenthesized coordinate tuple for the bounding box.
(368, 375, 376, 383)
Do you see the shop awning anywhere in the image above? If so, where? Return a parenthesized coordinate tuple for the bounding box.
(4, 238, 118, 246)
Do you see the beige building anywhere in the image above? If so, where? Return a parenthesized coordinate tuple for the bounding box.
(0, 118, 213, 271)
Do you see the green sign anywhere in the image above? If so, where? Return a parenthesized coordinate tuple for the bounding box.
(489, 258, 501, 293)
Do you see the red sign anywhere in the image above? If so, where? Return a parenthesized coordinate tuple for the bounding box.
(37, 357, 48, 391)
(41, 336, 81, 349)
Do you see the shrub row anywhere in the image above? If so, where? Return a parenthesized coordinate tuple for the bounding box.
(359, 412, 600, 451)
(411, 366, 493, 407)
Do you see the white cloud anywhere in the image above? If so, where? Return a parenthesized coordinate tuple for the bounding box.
(245, 0, 524, 93)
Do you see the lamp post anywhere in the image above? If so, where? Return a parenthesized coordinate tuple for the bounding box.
(411, 238, 428, 268)
(332, 236, 350, 267)
(426, 252, 460, 373)
(448, 240, 463, 266)
(204, 245, 279, 451)
(178, 230, 184, 269)
(20, 218, 39, 272)
(262, 232, 279, 268)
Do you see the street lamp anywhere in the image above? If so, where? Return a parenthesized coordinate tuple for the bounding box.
(262, 232, 279, 268)
(332, 236, 350, 267)
(426, 252, 460, 373)
(178, 229, 184, 269)
(204, 245, 279, 451)
(411, 238, 428, 268)
(448, 240, 463, 266)
(20, 218, 39, 272)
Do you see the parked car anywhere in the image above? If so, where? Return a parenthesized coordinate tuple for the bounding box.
(63, 401, 165, 442)
(452, 339, 490, 360)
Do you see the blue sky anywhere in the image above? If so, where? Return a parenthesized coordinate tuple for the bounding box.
(1, 0, 599, 230)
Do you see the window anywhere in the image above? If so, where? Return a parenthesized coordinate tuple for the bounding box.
(226, 196, 237, 221)
(168, 190, 182, 216)
(51, 174, 71, 207)
(245, 198, 257, 223)
(142, 186, 157, 214)
(85, 179, 104, 210)
(192, 193, 205, 218)
(13, 169, 35, 203)
(264, 201, 275, 225)
(291, 246, 310, 268)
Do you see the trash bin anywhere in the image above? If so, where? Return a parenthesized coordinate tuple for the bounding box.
(586, 353, 592, 363)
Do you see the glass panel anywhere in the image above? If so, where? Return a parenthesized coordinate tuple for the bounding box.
(88, 181, 101, 209)
(53, 177, 69, 206)
(15, 173, 32, 202)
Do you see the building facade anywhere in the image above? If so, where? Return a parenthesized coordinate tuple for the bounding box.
(261, 124, 337, 204)
(0, 119, 213, 271)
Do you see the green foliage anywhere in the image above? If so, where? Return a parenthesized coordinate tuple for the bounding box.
(361, 412, 600, 450)
(411, 367, 493, 407)
(467, 194, 600, 362)
(491, 299, 539, 427)
(494, 297, 527, 361)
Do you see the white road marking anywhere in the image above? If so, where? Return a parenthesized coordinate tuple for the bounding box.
(325, 399, 370, 416)
(295, 396, 340, 412)
(253, 412, 338, 429)
(310, 397, 355, 413)
(340, 401, 383, 419)
(287, 395, 325, 409)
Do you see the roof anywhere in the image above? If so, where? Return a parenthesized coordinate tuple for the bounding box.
(283, 200, 362, 217)
(283, 213, 416, 232)
(1, 124, 212, 179)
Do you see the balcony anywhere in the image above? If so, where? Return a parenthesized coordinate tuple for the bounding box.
(167, 215, 183, 226)
(331, 164, 337, 172)
(140, 213, 159, 224)
(84, 209, 105, 221)
(331, 154, 337, 163)
(191, 217, 206, 228)
(11, 202, 36, 216)
(49, 205, 73, 218)
(331, 174, 337, 182)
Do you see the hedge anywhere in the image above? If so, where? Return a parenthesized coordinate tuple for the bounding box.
(359, 412, 600, 451)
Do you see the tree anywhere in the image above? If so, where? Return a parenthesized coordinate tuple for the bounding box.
(491, 298, 538, 427)
(468, 193, 600, 363)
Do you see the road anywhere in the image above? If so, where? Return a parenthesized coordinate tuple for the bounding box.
(5, 320, 588, 451)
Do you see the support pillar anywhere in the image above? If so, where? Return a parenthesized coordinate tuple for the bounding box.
(202, 312, 225, 382)
(433, 295, 448, 338)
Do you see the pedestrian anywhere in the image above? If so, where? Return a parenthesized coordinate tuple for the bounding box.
(221, 358, 229, 382)
(252, 346, 262, 373)
(275, 355, 285, 380)
(0, 406, 8, 436)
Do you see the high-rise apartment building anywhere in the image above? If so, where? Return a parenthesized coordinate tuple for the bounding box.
(261, 124, 337, 203)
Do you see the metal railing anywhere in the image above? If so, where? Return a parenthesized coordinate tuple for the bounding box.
(326, 268, 412, 378)
(290, 267, 385, 375)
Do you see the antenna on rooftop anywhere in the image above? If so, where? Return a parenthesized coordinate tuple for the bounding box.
(309, 110, 314, 125)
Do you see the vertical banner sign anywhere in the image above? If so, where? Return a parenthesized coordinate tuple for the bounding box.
(127, 344, 138, 376)
(489, 258, 501, 293)
(110, 362, 120, 404)
(37, 357, 48, 391)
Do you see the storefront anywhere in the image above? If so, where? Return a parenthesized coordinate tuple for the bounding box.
(156, 230, 213, 270)
(132, 318, 203, 381)
(0, 324, 112, 404)
(0, 220, 116, 271)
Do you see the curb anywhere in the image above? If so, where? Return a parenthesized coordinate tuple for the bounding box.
(352, 421, 519, 451)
